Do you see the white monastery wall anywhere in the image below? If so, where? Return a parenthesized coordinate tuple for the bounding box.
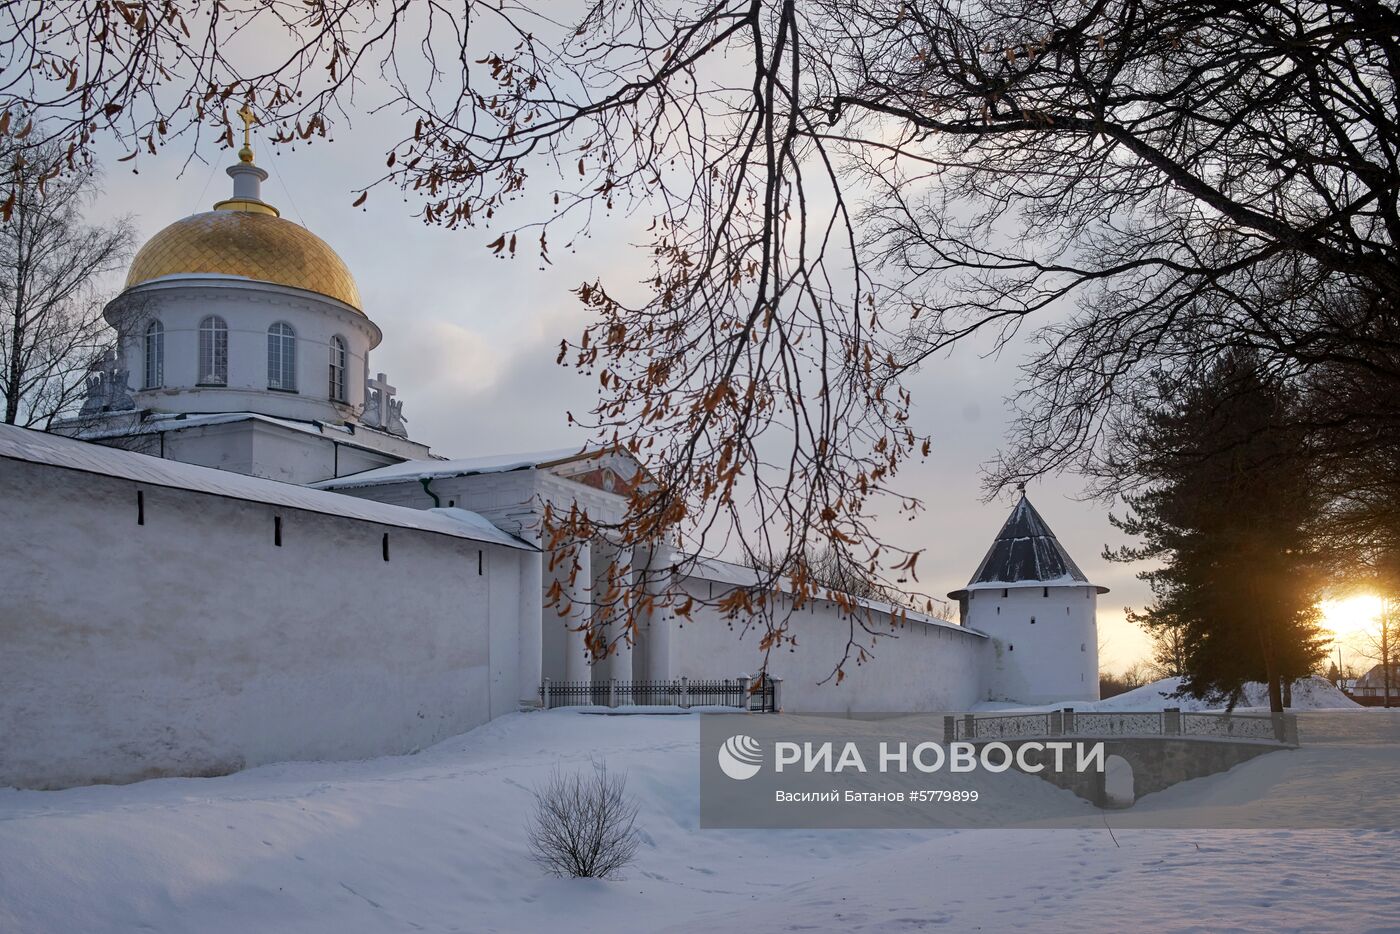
(668, 578, 987, 713)
(0, 458, 525, 789)
(965, 585, 1100, 704)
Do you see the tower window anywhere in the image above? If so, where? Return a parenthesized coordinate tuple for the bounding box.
(1001, 588, 1008, 598)
(268, 322, 297, 391)
(1043, 587, 1049, 597)
(1030, 616, 1036, 625)
(198, 315, 228, 386)
(328, 335, 347, 402)
(143, 320, 164, 389)
(1081, 643, 1086, 652)
(1009, 644, 1015, 651)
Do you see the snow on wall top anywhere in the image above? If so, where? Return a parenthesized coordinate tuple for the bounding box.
(684, 555, 986, 639)
(312, 445, 602, 490)
(956, 494, 1098, 592)
(0, 423, 533, 550)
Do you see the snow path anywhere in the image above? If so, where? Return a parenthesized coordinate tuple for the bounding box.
(1, 710, 1398, 933)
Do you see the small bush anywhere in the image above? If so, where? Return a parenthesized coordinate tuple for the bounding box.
(527, 759, 640, 879)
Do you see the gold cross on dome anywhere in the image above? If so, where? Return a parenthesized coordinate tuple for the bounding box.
(236, 103, 258, 162)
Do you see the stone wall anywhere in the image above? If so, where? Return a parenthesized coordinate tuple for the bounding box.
(0, 457, 525, 789)
(669, 578, 988, 713)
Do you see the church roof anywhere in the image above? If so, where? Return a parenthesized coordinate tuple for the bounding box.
(949, 494, 1104, 596)
(125, 210, 364, 313)
(123, 136, 364, 313)
(313, 445, 606, 491)
(0, 423, 532, 550)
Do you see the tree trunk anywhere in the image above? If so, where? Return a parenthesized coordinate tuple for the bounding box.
(1384, 601, 1394, 710)
(1262, 638, 1283, 713)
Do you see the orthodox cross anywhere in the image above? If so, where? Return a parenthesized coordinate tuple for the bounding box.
(368, 372, 397, 428)
(236, 103, 258, 161)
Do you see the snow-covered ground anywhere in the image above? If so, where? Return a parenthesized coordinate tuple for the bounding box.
(1, 707, 1398, 933)
(976, 675, 1360, 713)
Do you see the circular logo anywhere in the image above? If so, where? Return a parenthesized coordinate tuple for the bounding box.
(717, 734, 763, 780)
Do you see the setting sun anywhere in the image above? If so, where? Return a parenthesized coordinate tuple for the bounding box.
(1320, 593, 1383, 638)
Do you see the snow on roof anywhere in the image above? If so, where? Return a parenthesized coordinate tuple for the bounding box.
(0, 423, 532, 550)
(63, 410, 428, 452)
(684, 555, 985, 638)
(1355, 664, 1400, 690)
(950, 494, 1103, 595)
(312, 445, 602, 490)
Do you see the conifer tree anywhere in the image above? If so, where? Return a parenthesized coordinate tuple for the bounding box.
(1107, 353, 1328, 711)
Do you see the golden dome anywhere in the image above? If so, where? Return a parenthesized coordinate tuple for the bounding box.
(125, 209, 364, 313)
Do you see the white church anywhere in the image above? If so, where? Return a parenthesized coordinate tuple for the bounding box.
(0, 138, 1106, 790)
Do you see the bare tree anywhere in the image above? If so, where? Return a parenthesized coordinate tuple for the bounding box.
(527, 760, 641, 880)
(1125, 606, 1189, 680)
(8, 0, 1397, 679)
(1353, 596, 1399, 708)
(1098, 662, 1152, 699)
(0, 136, 133, 426)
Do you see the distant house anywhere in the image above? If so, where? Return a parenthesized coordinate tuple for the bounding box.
(1350, 664, 1400, 705)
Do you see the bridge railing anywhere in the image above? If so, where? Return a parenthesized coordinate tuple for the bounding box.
(951, 708, 1297, 745)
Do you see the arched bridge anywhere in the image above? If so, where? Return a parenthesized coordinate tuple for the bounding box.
(945, 708, 1300, 808)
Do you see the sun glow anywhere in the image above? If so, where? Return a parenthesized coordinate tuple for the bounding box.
(1319, 593, 1383, 639)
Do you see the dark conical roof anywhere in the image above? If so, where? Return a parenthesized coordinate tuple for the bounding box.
(959, 495, 1093, 590)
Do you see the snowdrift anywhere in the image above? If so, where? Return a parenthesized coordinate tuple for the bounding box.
(1094, 675, 1359, 712)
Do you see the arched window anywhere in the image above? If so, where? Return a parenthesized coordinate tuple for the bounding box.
(267, 322, 297, 391)
(328, 335, 347, 402)
(143, 320, 164, 389)
(198, 316, 228, 386)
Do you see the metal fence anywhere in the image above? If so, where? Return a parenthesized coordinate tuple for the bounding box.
(951, 707, 1297, 744)
(541, 676, 780, 712)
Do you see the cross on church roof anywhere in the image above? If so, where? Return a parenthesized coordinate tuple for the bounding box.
(368, 371, 396, 429)
(236, 103, 258, 163)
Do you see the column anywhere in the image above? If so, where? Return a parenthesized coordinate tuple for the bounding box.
(592, 540, 633, 682)
(629, 544, 651, 680)
(640, 540, 674, 680)
(517, 548, 543, 709)
(559, 540, 592, 683)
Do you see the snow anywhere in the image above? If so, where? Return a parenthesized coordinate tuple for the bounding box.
(1, 708, 1397, 933)
(314, 445, 601, 490)
(65, 410, 426, 447)
(1093, 676, 1361, 713)
(687, 555, 977, 636)
(0, 423, 531, 550)
(973, 676, 1360, 714)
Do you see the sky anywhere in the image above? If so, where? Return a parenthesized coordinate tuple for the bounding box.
(82, 98, 1163, 672)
